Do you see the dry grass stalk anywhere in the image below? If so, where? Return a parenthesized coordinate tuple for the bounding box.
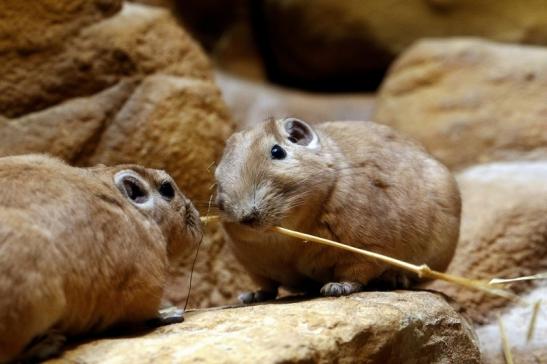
(527, 300, 541, 342)
(272, 226, 517, 300)
(498, 315, 514, 364)
(489, 272, 547, 285)
(200, 215, 517, 300)
(201, 215, 220, 224)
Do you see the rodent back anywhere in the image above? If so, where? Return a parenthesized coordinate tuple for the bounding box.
(315, 121, 461, 266)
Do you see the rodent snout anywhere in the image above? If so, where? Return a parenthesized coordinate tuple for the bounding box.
(239, 207, 260, 227)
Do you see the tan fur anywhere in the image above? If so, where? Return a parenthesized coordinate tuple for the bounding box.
(215, 118, 461, 297)
(0, 154, 201, 362)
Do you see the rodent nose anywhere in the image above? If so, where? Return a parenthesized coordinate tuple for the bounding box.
(239, 209, 260, 226)
(216, 196, 225, 211)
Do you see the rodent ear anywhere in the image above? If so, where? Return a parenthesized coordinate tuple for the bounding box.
(114, 170, 151, 206)
(282, 118, 319, 148)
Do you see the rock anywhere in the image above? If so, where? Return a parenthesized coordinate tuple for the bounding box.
(374, 38, 547, 170)
(0, 0, 122, 52)
(0, 2, 240, 309)
(251, 0, 547, 90)
(216, 71, 376, 129)
(427, 161, 547, 323)
(477, 284, 547, 364)
(0, 2, 233, 201)
(46, 291, 481, 363)
(165, 224, 255, 309)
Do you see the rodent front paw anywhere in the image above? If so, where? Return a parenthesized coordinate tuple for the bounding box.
(20, 330, 66, 362)
(150, 306, 184, 326)
(238, 290, 277, 304)
(320, 281, 363, 297)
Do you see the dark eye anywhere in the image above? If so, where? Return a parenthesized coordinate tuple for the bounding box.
(158, 181, 175, 200)
(271, 144, 286, 160)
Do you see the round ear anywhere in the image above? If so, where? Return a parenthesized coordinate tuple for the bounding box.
(282, 118, 319, 148)
(114, 170, 151, 205)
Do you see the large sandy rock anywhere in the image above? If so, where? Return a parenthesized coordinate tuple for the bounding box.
(428, 161, 547, 323)
(374, 38, 547, 170)
(0, 0, 122, 53)
(0, 1, 233, 202)
(248, 0, 547, 90)
(47, 291, 481, 363)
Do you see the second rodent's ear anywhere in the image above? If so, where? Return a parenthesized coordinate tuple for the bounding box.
(282, 118, 319, 149)
(114, 170, 151, 206)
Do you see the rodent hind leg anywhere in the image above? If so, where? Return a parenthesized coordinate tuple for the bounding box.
(375, 269, 417, 289)
(16, 330, 66, 363)
(321, 259, 384, 297)
(238, 273, 279, 304)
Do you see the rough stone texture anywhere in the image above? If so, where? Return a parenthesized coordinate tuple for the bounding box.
(374, 38, 547, 170)
(216, 71, 376, 129)
(427, 161, 547, 323)
(46, 291, 481, 363)
(166, 224, 255, 309)
(0, 0, 122, 53)
(0, 1, 233, 201)
(0, 1, 241, 309)
(251, 0, 547, 90)
(477, 284, 547, 364)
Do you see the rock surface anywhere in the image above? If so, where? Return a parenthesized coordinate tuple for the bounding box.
(427, 161, 547, 323)
(46, 291, 481, 363)
(0, 0, 122, 53)
(0, 1, 233, 202)
(165, 224, 255, 309)
(477, 284, 547, 364)
(147, 0, 547, 90)
(375, 38, 547, 170)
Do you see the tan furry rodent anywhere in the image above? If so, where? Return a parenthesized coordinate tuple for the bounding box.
(215, 118, 461, 303)
(0, 154, 201, 363)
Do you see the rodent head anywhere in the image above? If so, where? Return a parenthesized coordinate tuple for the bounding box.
(215, 117, 336, 229)
(107, 165, 201, 262)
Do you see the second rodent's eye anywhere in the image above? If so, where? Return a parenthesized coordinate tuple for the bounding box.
(271, 144, 287, 160)
(158, 181, 175, 200)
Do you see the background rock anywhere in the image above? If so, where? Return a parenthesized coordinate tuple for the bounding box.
(149, 0, 547, 91)
(47, 291, 481, 364)
(165, 225, 255, 309)
(0, 2, 233, 202)
(0, 0, 122, 53)
(427, 161, 547, 323)
(374, 38, 547, 170)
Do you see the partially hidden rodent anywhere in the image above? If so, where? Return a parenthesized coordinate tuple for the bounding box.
(0, 154, 201, 363)
(215, 118, 461, 303)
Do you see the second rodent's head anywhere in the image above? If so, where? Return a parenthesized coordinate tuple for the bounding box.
(95, 165, 202, 262)
(215, 118, 335, 229)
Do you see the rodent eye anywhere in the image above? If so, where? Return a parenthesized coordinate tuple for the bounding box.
(271, 144, 287, 160)
(158, 181, 175, 200)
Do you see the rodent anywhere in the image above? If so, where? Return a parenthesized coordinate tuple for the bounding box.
(0, 154, 201, 363)
(215, 118, 461, 303)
